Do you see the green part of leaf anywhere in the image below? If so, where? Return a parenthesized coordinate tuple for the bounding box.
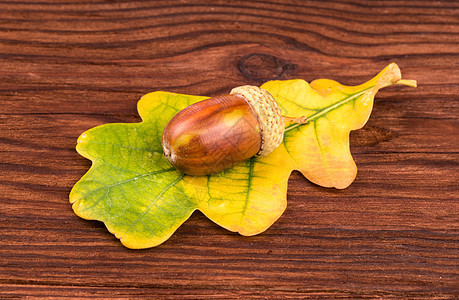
(70, 63, 416, 248)
(71, 93, 206, 249)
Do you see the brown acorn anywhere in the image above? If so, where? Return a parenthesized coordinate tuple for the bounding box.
(162, 85, 306, 176)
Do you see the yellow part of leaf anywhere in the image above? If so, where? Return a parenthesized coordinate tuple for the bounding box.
(184, 144, 295, 236)
(262, 62, 413, 189)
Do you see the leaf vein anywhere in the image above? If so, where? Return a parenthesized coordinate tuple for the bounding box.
(127, 174, 185, 231)
(238, 158, 255, 229)
(78, 167, 176, 207)
(84, 140, 161, 154)
(284, 86, 374, 132)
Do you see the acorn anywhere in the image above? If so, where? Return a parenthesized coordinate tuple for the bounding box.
(162, 85, 307, 176)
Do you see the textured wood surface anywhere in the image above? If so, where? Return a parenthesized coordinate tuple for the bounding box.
(1, 0, 458, 298)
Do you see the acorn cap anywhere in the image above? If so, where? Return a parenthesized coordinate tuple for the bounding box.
(230, 85, 284, 156)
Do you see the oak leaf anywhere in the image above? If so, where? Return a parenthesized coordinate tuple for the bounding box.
(70, 63, 415, 248)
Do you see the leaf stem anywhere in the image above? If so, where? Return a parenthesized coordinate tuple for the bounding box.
(395, 79, 417, 88)
(282, 115, 308, 124)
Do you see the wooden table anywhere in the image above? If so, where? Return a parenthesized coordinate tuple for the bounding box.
(1, 1, 457, 298)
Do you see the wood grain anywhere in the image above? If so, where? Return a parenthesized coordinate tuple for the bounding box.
(0, 0, 458, 298)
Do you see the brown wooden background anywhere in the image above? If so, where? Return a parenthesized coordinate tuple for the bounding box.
(1, 0, 458, 298)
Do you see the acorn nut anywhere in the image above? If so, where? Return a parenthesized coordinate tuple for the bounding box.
(162, 85, 306, 176)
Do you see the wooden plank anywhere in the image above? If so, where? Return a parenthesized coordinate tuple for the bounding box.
(0, 0, 457, 298)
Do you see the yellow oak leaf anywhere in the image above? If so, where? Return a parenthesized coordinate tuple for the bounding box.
(70, 63, 415, 248)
